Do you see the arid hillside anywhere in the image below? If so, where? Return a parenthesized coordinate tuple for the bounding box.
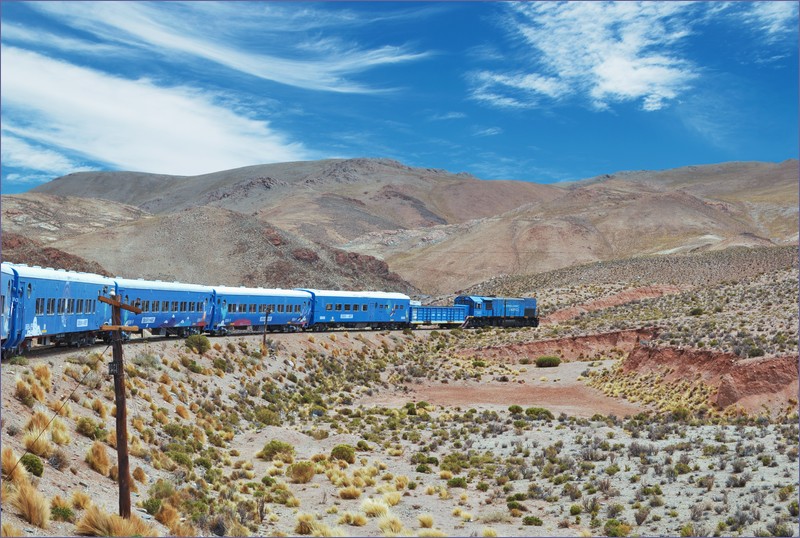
(10, 158, 799, 295)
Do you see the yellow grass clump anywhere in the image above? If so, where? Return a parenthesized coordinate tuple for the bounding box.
(48, 398, 72, 417)
(25, 410, 50, 433)
(482, 528, 498, 537)
(295, 513, 316, 535)
(417, 514, 434, 528)
(377, 514, 404, 536)
(11, 480, 50, 529)
(338, 486, 362, 500)
(2, 447, 29, 485)
(168, 521, 198, 536)
(23, 426, 54, 458)
(338, 512, 368, 526)
(417, 530, 446, 537)
(30, 383, 46, 404)
(175, 405, 190, 420)
(51, 417, 71, 445)
(288, 460, 316, 484)
(155, 503, 179, 527)
(1, 522, 23, 537)
(32, 364, 52, 392)
(75, 505, 158, 536)
(71, 490, 92, 510)
(383, 491, 402, 507)
(85, 441, 111, 476)
(361, 499, 389, 518)
(132, 466, 147, 483)
(92, 398, 108, 419)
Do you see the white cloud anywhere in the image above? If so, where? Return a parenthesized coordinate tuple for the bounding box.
(745, 2, 799, 37)
(430, 112, 467, 121)
(1, 47, 310, 176)
(472, 1, 698, 111)
(0, 132, 85, 175)
(27, 2, 429, 93)
(472, 127, 503, 137)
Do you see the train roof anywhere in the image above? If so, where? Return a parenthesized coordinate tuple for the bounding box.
(2, 263, 115, 285)
(213, 286, 311, 298)
(297, 289, 411, 300)
(456, 295, 536, 303)
(114, 277, 213, 293)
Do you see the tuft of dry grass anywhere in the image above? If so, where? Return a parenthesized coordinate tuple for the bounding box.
(71, 490, 92, 510)
(10, 480, 50, 529)
(30, 383, 46, 404)
(418, 514, 434, 528)
(23, 426, 54, 458)
(32, 364, 52, 392)
(74, 505, 157, 536)
(417, 530, 446, 537)
(338, 512, 368, 527)
(48, 398, 72, 417)
(155, 503, 179, 528)
(175, 405, 190, 420)
(92, 398, 108, 419)
(383, 491, 402, 507)
(377, 514, 404, 536)
(132, 466, 147, 483)
(25, 409, 50, 433)
(338, 486, 362, 500)
(481, 528, 498, 537)
(51, 418, 71, 445)
(288, 460, 316, 484)
(2, 447, 29, 485)
(85, 441, 110, 476)
(361, 499, 389, 518)
(168, 521, 198, 536)
(295, 513, 316, 535)
(1, 522, 23, 537)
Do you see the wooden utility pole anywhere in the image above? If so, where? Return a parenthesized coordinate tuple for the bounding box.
(98, 294, 140, 519)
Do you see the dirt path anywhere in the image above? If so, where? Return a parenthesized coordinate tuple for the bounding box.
(544, 284, 684, 324)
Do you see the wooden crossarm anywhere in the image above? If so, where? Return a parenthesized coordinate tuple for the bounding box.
(98, 295, 143, 314)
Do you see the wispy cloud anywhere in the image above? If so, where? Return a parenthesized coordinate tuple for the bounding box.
(472, 126, 503, 137)
(743, 2, 799, 38)
(430, 112, 467, 121)
(1, 47, 310, 176)
(27, 2, 430, 93)
(0, 133, 86, 177)
(472, 2, 699, 112)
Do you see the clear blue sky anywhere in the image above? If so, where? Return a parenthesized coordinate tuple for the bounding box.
(1, 1, 797, 194)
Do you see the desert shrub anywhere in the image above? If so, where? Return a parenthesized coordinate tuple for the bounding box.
(142, 497, 161, 516)
(258, 440, 295, 462)
(525, 407, 554, 421)
(185, 334, 211, 354)
(23, 427, 53, 458)
(418, 514, 434, 528)
(604, 519, 632, 537)
(71, 490, 92, 510)
(11, 480, 50, 528)
(51, 504, 76, 523)
(254, 407, 280, 426)
(76, 417, 107, 441)
(447, 476, 468, 488)
(288, 460, 315, 484)
(50, 418, 71, 445)
(523, 516, 543, 526)
(688, 307, 704, 316)
(330, 444, 356, 464)
(535, 356, 561, 368)
(508, 405, 523, 415)
(20, 454, 43, 477)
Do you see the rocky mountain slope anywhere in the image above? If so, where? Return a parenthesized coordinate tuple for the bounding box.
(10, 158, 799, 294)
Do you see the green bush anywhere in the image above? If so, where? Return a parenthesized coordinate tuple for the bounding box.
(185, 334, 211, 354)
(149, 479, 176, 500)
(255, 407, 280, 426)
(604, 519, 632, 537)
(356, 440, 371, 451)
(523, 516, 543, 526)
(51, 505, 75, 522)
(525, 407, 554, 421)
(20, 453, 43, 477)
(258, 440, 296, 461)
(76, 417, 107, 441)
(447, 476, 468, 488)
(142, 497, 162, 516)
(508, 405, 524, 414)
(416, 464, 431, 473)
(330, 444, 356, 464)
(535, 356, 561, 368)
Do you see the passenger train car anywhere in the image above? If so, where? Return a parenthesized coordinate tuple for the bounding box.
(1, 261, 539, 358)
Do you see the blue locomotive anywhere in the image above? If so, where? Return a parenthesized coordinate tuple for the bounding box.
(1, 261, 539, 358)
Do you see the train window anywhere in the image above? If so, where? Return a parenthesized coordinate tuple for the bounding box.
(258, 304, 266, 313)
(35, 298, 45, 315)
(47, 298, 55, 315)
(335, 304, 342, 311)
(344, 304, 351, 311)
(77, 299, 84, 314)
(362, 304, 368, 311)
(188, 302, 195, 312)
(485, 301, 493, 311)
(0, 296, 4, 314)
(249, 304, 256, 313)
(294, 304, 301, 313)
(171, 301, 178, 312)
(180, 301, 187, 312)
(67, 299, 75, 314)
(277, 304, 284, 313)
(162, 301, 169, 311)
(151, 301, 159, 313)
(57, 298, 65, 314)
(27, 284, 32, 299)
(326, 304, 333, 311)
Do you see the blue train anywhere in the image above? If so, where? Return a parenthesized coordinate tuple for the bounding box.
(1, 262, 538, 358)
